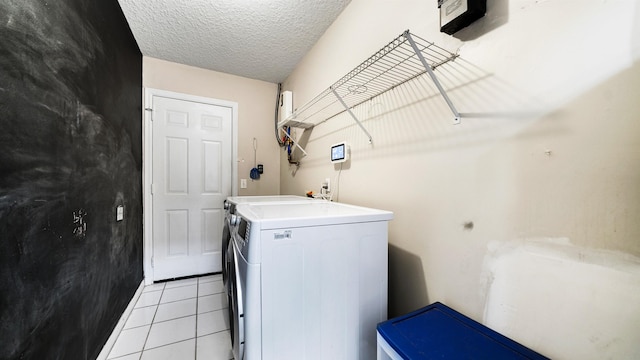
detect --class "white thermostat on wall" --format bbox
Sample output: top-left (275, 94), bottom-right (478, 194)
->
top-left (330, 142), bottom-right (350, 163)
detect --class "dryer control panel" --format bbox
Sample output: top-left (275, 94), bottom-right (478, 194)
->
top-left (237, 218), bottom-right (251, 258)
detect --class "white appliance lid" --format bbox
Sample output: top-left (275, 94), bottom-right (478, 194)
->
top-left (236, 201), bottom-right (393, 229)
top-left (226, 195), bottom-right (315, 205)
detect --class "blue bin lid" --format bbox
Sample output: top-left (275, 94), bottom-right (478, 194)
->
top-left (377, 302), bottom-right (549, 359)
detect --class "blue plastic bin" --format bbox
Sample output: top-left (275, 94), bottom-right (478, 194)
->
top-left (377, 302), bottom-right (549, 359)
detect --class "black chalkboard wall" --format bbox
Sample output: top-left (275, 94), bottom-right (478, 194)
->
top-left (0, 0), bottom-right (143, 359)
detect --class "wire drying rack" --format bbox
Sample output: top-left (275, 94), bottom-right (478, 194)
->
top-left (278, 30), bottom-right (460, 155)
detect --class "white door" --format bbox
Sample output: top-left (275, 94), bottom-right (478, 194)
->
top-left (151, 95), bottom-right (233, 280)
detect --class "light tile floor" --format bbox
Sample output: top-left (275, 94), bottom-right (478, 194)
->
top-left (107, 274), bottom-right (232, 360)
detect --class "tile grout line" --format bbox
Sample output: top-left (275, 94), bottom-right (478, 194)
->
top-left (137, 328), bottom-right (231, 355)
top-left (157, 294), bottom-right (199, 306)
top-left (108, 282), bottom-right (163, 360)
top-left (163, 276), bottom-right (220, 290)
top-left (110, 276), bottom-right (223, 359)
top-left (141, 337), bottom-right (194, 353)
top-left (128, 313), bottom-right (231, 354)
top-left (125, 307), bottom-right (229, 330)
top-left (140, 282), bottom-right (163, 358)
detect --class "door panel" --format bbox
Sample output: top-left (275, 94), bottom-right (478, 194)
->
top-left (152, 95), bottom-right (233, 280)
top-left (202, 209), bottom-right (222, 253)
top-left (166, 210), bottom-right (188, 256)
top-left (203, 141), bottom-right (222, 193)
top-left (167, 137), bottom-right (189, 193)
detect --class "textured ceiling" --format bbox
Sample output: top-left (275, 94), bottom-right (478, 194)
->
top-left (117, 0), bottom-right (351, 83)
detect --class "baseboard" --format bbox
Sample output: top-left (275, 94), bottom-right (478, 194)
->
top-left (96, 279), bottom-right (145, 360)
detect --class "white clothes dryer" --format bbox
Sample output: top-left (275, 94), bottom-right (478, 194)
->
top-left (229, 201), bottom-right (393, 360)
top-left (222, 196), bottom-right (313, 295)
top-left (222, 195), bottom-right (319, 350)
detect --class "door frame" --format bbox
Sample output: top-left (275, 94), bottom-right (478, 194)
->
top-left (143, 88), bottom-right (238, 285)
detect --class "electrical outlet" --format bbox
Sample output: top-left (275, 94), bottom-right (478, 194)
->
top-left (240, 179), bottom-right (247, 189)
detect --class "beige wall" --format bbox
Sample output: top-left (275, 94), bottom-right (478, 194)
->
top-left (143, 57), bottom-right (280, 195)
top-left (281, 0), bottom-right (640, 358)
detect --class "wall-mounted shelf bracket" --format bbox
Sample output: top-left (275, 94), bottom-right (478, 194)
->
top-left (404, 31), bottom-right (461, 124)
top-left (330, 88), bottom-right (373, 143)
top-left (282, 129), bottom-right (308, 158)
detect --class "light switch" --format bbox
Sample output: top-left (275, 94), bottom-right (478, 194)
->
top-left (116, 205), bottom-right (124, 221)
top-left (240, 179), bottom-right (247, 189)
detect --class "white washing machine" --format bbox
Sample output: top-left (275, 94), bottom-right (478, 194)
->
top-left (229, 201), bottom-right (393, 360)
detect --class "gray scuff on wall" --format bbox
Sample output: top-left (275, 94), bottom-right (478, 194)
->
top-left (481, 238), bottom-right (640, 359)
top-left (0, 0), bottom-right (143, 359)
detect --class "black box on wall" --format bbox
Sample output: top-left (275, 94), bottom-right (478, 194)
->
top-left (439, 0), bottom-right (486, 35)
